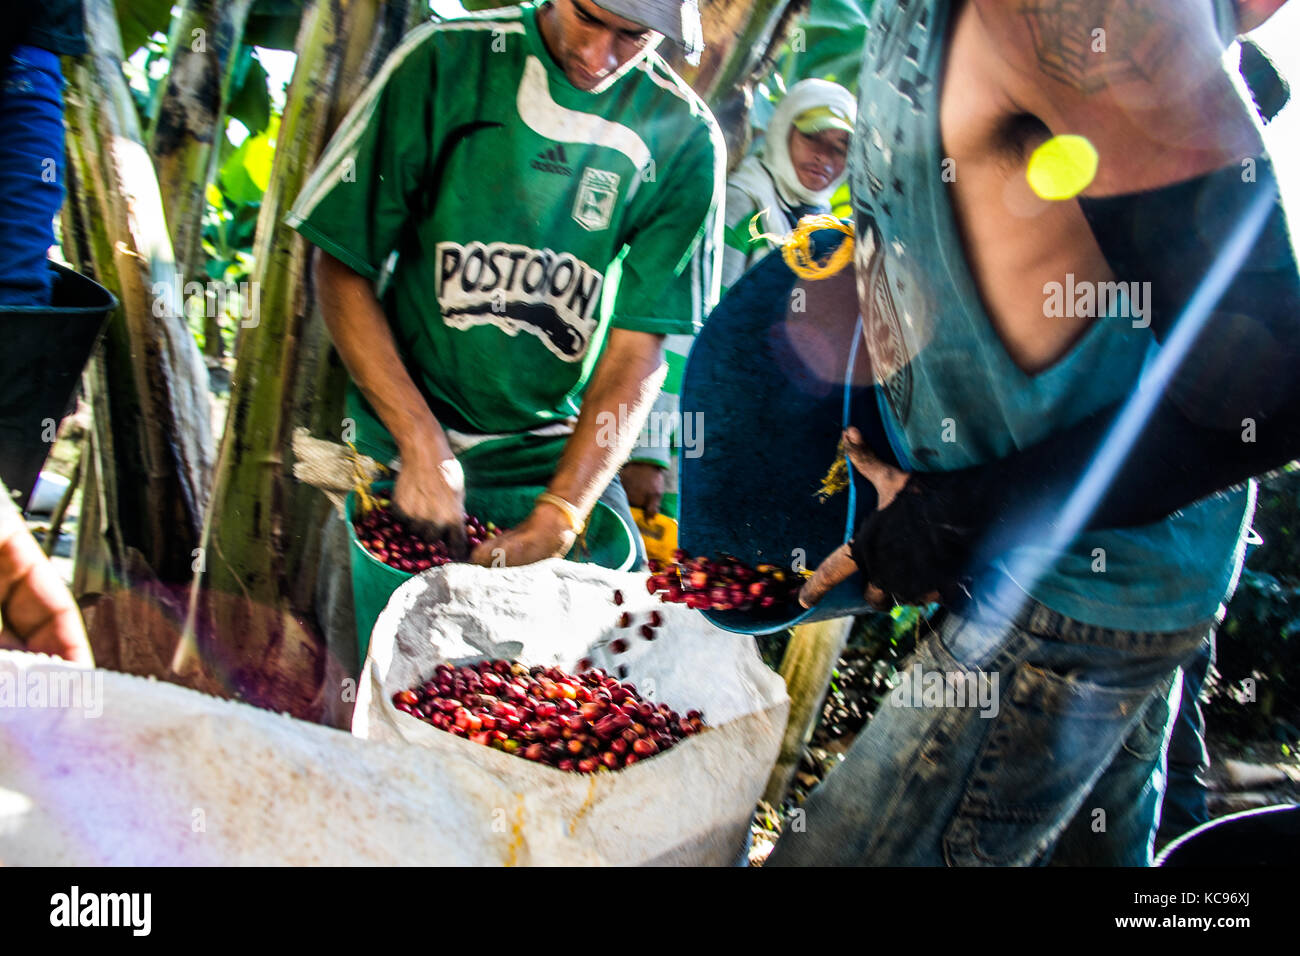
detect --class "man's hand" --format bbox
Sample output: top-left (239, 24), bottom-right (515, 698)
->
top-left (468, 499), bottom-right (576, 568)
top-left (0, 519), bottom-right (92, 665)
top-left (620, 461), bottom-right (666, 518)
top-left (799, 427), bottom-right (949, 611)
top-left (392, 451), bottom-right (468, 559)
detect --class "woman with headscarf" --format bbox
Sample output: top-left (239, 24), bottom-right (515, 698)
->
top-left (721, 78), bottom-right (856, 290)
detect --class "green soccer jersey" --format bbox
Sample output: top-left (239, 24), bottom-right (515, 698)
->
top-left (287, 3), bottom-right (724, 470)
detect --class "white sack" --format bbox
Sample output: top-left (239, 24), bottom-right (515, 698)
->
top-left (355, 559), bottom-right (789, 865)
top-left (0, 564), bottom-right (787, 865)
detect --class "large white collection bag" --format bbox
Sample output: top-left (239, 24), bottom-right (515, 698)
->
top-left (0, 562), bottom-right (787, 865)
top-left (355, 559), bottom-right (789, 865)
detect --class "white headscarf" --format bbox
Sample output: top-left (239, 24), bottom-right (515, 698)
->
top-left (760, 78), bottom-right (856, 208)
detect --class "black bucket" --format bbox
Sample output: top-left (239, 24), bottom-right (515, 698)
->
top-left (679, 228), bottom-right (883, 635)
top-left (1156, 804), bottom-right (1300, 866)
top-left (0, 261), bottom-right (118, 510)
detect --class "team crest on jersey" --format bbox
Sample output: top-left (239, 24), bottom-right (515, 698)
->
top-left (436, 240), bottom-right (603, 362)
top-left (572, 167), bottom-right (620, 232)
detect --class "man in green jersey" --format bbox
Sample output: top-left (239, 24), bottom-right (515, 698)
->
top-left (288, 0), bottom-right (723, 572)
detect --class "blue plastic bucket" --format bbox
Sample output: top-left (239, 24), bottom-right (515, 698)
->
top-left (679, 228), bottom-right (884, 634)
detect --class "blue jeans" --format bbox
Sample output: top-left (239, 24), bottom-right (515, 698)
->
top-left (766, 599), bottom-right (1210, 866)
top-left (1154, 638), bottom-right (1214, 844)
top-left (0, 45), bottom-right (65, 307)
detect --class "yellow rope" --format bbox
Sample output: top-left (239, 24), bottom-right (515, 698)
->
top-left (779, 215), bottom-right (855, 280)
top-left (816, 438), bottom-right (850, 502)
top-left (348, 441), bottom-right (380, 513)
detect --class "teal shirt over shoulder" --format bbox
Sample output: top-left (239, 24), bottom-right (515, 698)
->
top-left (849, 0), bottom-right (1253, 631)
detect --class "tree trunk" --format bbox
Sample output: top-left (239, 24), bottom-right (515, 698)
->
top-left (62, 0), bottom-right (215, 623)
top-left (148, 0), bottom-right (258, 286)
top-left (178, 0), bottom-right (423, 718)
top-left (664, 0), bottom-right (806, 166)
top-left (676, 0), bottom-right (801, 103)
top-left (763, 617), bottom-right (853, 804)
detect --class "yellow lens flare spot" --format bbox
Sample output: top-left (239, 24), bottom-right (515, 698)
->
top-left (1026, 134), bottom-right (1099, 201)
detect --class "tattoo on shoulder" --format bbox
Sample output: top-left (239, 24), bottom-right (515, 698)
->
top-left (1019, 0), bottom-right (1182, 95)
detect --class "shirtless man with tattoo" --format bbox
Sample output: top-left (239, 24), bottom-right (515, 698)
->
top-left (770, 0), bottom-right (1298, 865)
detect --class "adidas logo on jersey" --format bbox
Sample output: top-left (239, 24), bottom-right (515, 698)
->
top-left (531, 144), bottom-right (572, 176)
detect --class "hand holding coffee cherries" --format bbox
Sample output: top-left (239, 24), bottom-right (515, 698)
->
top-left (391, 450), bottom-right (469, 559)
top-left (468, 501), bottom-right (577, 568)
top-left (355, 501), bottom-right (507, 573)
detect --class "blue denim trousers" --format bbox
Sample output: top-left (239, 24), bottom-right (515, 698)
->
top-left (766, 598), bottom-right (1211, 866)
top-left (1153, 638), bottom-right (1214, 844)
top-left (0, 45), bottom-right (66, 307)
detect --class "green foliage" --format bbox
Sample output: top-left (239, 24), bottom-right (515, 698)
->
top-left (219, 115), bottom-right (279, 205)
top-left (853, 602), bottom-right (928, 662)
top-left (112, 0), bottom-right (280, 355)
top-left (1210, 472), bottom-right (1300, 736)
top-left (196, 102), bottom-right (278, 351)
top-left (199, 112), bottom-right (278, 352)
top-left (197, 178), bottom-right (260, 353)
top-left (245, 0), bottom-right (309, 50)
top-left (114, 0), bottom-right (175, 57)
top-left (782, 0), bottom-right (873, 94)
top-left (228, 46), bottom-right (273, 137)
top-left (125, 34), bottom-right (170, 130)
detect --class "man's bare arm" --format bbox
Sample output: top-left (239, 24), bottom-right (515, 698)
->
top-left (978, 0), bottom-right (1262, 193)
top-left (550, 329), bottom-right (667, 514)
top-left (313, 249), bottom-right (466, 550)
top-left (469, 328), bottom-right (666, 566)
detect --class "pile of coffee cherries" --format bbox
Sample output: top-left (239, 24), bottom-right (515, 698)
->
top-left (644, 550), bottom-right (805, 612)
top-left (353, 498), bottom-right (505, 574)
top-left (392, 660), bottom-right (705, 773)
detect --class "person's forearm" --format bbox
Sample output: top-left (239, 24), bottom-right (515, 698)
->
top-left (313, 250), bottom-right (452, 466)
top-left (547, 329), bottom-right (666, 517)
